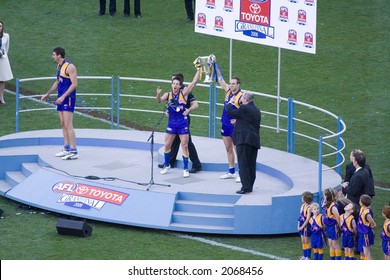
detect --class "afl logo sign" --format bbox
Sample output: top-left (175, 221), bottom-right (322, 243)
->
top-left (52, 181), bottom-right (129, 211)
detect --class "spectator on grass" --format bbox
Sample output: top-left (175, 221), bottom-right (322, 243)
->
top-left (0, 20), bottom-right (14, 105)
top-left (342, 149), bottom-right (375, 198)
top-left (184, 0), bottom-right (195, 22)
top-left (99, 1), bottom-right (140, 18)
top-left (341, 150), bottom-right (371, 205)
top-left (99, 0), bottom-right (116, 16)
top-left (124, 0), bottom-right (141, 18)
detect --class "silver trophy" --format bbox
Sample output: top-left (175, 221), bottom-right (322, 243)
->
top-left (193, 54), bottom-right (216, 83)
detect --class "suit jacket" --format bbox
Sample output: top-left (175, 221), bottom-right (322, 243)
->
top-left (226, 102), bottom-right (261, 149)
top-left (342, 167), bottom-right (371, 204)
top-left (344, 163), bottom-right (375, 197)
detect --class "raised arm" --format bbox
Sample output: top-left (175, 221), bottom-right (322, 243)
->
top-left (183, 68), bottom-right (201, 96)
top-left (215, 65), bottom-right (228, 91)
top-left (156, 86), bottom-right (168, 103)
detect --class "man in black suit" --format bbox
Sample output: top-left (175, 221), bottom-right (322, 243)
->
top-left (341, 150), bottom-right (371, 205)
top-left (226, 91), bottom-right (261, 194)
top-left (343, 149), bottom-right (375, 198)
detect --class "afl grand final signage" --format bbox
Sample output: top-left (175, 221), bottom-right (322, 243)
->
top-left (195, 0), bottom-right (317, 54)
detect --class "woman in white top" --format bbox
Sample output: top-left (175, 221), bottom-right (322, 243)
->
top-left (0, 21), bottom-right (14, 104)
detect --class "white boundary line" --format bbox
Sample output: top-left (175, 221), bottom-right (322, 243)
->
top-left (173, 233), bottom-right (289, 260)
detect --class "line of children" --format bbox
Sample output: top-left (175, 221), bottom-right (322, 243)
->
top-left (299, 190), bottom-right (389, 260)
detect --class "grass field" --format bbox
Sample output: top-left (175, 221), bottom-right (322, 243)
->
top-left (0, 0), bottom-right (389, 261)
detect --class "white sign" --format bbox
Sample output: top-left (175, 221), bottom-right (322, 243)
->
top-left (195, 0), bottom-right (317, 54)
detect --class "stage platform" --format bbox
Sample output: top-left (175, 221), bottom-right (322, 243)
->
top-left (0, 129), bottom-right (341, 235)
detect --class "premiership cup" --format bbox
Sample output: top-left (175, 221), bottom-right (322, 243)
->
top-left (193, 54), bottom-right (216, 83)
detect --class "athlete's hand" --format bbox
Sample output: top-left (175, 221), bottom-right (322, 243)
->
top-left (55, 96), bottom-right (64, 105)
top-left (156, 86), bottom-right (162, 96)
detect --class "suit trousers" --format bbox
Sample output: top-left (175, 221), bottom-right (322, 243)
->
top-left (237, 144), bottom-right (258, 192)
top-left (124, 0), bottom-right (141, 16)
top-left (100, 0), bottom-right (116, 14)
top-left (169, 133), bottom-right (202, 169)
top-left (184, 0), bottom-right (195, 20)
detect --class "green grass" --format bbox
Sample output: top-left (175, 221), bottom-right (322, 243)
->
top-left (0, 0), bottom-right (389, 260)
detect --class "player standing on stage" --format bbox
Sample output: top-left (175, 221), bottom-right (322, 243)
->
top-left (215, 65), bottom-right (244, 181)
top-left (156, 68), bottom-right (201, 178)
top-left (41, 47), bottom-right (78, 160)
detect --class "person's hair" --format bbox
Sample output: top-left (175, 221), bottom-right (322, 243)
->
top-left (382, 205), bottom-right (390, 219)
top-left (172, 74), bottom-right (183, 86)
top-left (323, 188), bottom-right (337, 208)
top-left (350, 203), bottom-right (359, 216)
top-left (360, 194), bottom-right (372, 207)
top-left (232, 76), bottom-right (240, 85)
top-left (172, 73), bottom-right (184, 81)
top-left (352, 149), bottom-right (366, 167)
top-left (243, 91), bottom-right (254, 103)
top-left (53, 47), bottom-right (66, 58)
top-left (0, 21), bottom-right (4, 38)
top-left (302, 191), bottom-right (314, 204)
top-left (311, 202), bottom-right (320, 211)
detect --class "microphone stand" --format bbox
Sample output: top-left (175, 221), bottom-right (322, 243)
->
top-left (141, 107), bottom-right (171, 191)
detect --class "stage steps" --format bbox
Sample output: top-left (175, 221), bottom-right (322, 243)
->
top-left (169, 192), bottom-right (240, 233)
top-left (0, 156), bottom-right (42, 195)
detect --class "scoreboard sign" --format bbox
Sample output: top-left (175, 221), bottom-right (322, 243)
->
top-left (195, 0), bottom-right (317, 54)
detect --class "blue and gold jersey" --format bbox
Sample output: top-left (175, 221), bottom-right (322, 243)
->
top-left (57, 59), bottom-right (76, 98)
top-left (167, 90), bottom-right (188, 126)
top-left (310, 214), bottom-right (324, 234)
top-left (221, 89), bottom-right (243, 125)
top-left (340, 213), bottom-right (355, 236)
top-left (324, 202), bottom-right (339, 226)
top-left (357, 206), bottom-right (374, 234)
top-left (298, 203), bottom-right (311, 223)
top-left (381, 220), bottom-right (390, 241)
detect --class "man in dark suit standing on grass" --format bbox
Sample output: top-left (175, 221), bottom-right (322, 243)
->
top-left (341, 150), bottom-right (371, 205)
top-left (226, 91), bottom-right (261, 194)
top-left (343, 149), bottom-right (375, 198)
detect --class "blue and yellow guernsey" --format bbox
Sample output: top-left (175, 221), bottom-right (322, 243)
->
top-left (381, 219), bottom-right (390, 241)
top-left (340, 213), bottom-right (355, 236)
top-left (57, 59), bottom-right (76, 98)
top-left (221, 89), bottom-right (243, 125)
top-left (167, 90), bottom-right (188, 127)
top-left (357, 207), bottom-right (374, 234)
